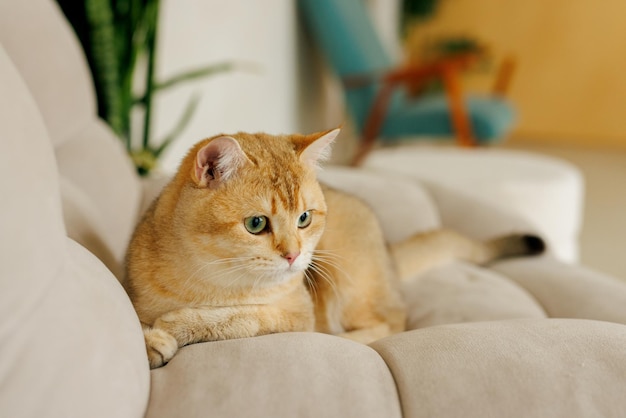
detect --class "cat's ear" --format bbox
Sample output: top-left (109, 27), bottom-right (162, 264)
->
top-left (296, 128), bottom-right (340, 167)
top-left (193, 136), bottom-right (249, 188)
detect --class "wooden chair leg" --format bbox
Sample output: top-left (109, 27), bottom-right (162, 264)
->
top-left (492, 55), bottom-right (517, 96)
top-left (351, 84), bottom-right (395, 166)
top-left (442, 67), bottom-right (476, 147)
top-left (351, 132), bottom-right (377, 167)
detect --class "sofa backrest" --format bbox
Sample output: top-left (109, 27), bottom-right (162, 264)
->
top-left (0, 1), bottom-right (149, 417)
top-left (0, 0), bottom-right (142, 278)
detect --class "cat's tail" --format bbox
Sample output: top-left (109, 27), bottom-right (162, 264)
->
top-left (389, 229), bottom-right (545, 282)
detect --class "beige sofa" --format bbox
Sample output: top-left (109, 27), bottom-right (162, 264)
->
top-left (3, 1), bottom-right (626, 417)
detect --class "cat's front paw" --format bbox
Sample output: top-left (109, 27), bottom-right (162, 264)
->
top-left (144, 327), bottom-right (178, 369)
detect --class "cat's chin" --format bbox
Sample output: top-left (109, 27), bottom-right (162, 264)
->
top-left (250, 263), bottom-right (308, 289)
top-left (242, 270), bottom-right (304, 290)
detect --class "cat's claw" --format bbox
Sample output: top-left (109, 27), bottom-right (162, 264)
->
top-left (144, 327), bottom-right (178, 369)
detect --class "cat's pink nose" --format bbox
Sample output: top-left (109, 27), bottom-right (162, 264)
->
top-left (283, 251), bottom-right (300, 266)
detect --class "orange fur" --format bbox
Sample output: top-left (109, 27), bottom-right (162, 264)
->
top-left (125, 129), bottom-right (544, 368)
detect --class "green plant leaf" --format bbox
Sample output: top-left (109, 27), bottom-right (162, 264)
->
top-left (112, 0), bottom-right (148, 148)
top-left (85, 0), bottom-right (125, 138)
top-left (140, 0), bottom-right (160, 150)
top-left (130, 148), bottom-right (158, 176)
top-left (155, 62), bottom-right (236, 90)
top-left (154, 93), bottom-right (202, 157)
top-left (133, 61), bottom-right (261, 105)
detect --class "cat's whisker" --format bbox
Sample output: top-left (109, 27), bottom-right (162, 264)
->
top-left (308, 267), bottom-right (339, 303)
top-left (303, 269), bottom-right (319, 302)
top-left (311, 252), bottom-right (355, 285)
top-left (311, 250), bottom-right (348, 267)
top-left (249, 265), bottom-right (292, 291)
top-left (307, 261), bottom-right (340, 301)
top-left (206, 263), bottom-right (259, 292)
top-left (251, 272), bottom-right (266, 292)
top-left (212, 264), bottom-right (257, 288)
top-left (184, 260), bottom-right (213, 284)
top-left (313, 248), bottom-right (346, 257)
top-left (207, 257), bottom-right (259, 266)
top-left (247, 265), bottom-right (270, 292)
top-left (183, 256), bottom-right (257, 285)
top-left (222, 268), bottom-right (254, 290)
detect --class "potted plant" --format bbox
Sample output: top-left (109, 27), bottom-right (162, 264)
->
top-left (56, 0), bottom-right (241, 176)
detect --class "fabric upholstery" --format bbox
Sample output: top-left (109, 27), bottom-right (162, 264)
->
top-left (0, 45), bottom-right (149, 418)
top-left (423, 181), bottom-right (538, 240)
top-left (60, 177), bottom-right (123, 278)
top-left (320, 167), bottom-right (548, 330)
top-left (147, 333), bottom-right (402, 418)
top-left (493, 257), bottom-right (626, 324)
top-left (0, 0), bottom-right (142, 277)
top-left (0, 0), bottom-right (95, 146)
top-left (401, 262), bottom-right (546, 329)
top-left (4, 1), bottom-right (626, 417)
top-left (370, 319), bottom-right (626, 418)
top-left (298, 0), bottom-right (515, 143)
top-left (319, 166), bottom-right (440, 243)
top-left (364, 146), bottom-right (584, 262)
top-left (56, 119), bottom-right (141, 275)
top-left (0, 45), bottom-right (66, 320)
top-left (382, 94), bottom-right (515, 142)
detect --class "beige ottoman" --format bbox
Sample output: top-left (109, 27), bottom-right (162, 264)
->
top-left (363, 146), bottom-right (584, 263)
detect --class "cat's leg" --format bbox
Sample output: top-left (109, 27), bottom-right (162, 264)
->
top-left (143, 324), bottom-right (178, 369)
top-left (144, 304), bottom-right (312, 369)
top-left (151, 302), bottom-right (314, 352)
top-left (145, 305), bottom-right (279, 369)
top-left (336, 301), bottom-right (407, 344)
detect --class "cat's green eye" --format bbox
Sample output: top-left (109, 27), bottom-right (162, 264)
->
top-left (298, 211), bottom-right (312, 228)
top-left (244, 216), bottom-right (268, 234)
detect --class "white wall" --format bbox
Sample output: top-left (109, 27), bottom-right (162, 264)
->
top-left (154, 0), bottom-right (401, 172)
top-left (155, 0), bottom-right (300, 172)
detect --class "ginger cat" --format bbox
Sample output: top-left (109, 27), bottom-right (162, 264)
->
top-left (124, 129), bottom-right (544, 368)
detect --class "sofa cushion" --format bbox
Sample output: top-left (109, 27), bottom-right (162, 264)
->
top-left (370, 319), bottom-right (626, 418)
top-left (56, 119), bottom-right (141, 275)
top-left (147, 332), bottom-right (402, 418)
top-left (401, 262), bottom-right (546, 329)
top-left (0, 0), bottom-right (96, 147)
top-left (493, 257), bottom-right (626, 324)
top-left (364, 146), bottom-right (584, 262)
top-left (422, 181), bottom-right (538, 241)
top-left (0, 45), bottom-right (148, 418)
top-left (319, 166), bottom-right (547, 329)
top-left (319, 166), bottom-right (440, 243)
top-left (60, 177), bottom-right (124, 278)
top-left (0, 46), bottom-right (66, 315)
top-left (1, 241), bottom-right (150, 418)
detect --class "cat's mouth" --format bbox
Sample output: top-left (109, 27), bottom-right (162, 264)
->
top-left (254, 257), bottom-right (310, 285)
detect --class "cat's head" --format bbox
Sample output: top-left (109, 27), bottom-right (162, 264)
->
top-left (170, 129), bottom-right (340, 289)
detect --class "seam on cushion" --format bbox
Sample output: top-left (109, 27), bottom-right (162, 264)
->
top-left (474, 262), bottom-right (548, 318)
top-left (489, 261), bottom-right (549, 317)
top-left (365, 342), bottom-right (406, 418)
top-left (0, 242), bottom-right (69, 339)
top-left (54, 118), bottom-right (142, 263)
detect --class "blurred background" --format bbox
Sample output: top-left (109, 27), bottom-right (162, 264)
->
top-left (57, 0), bottom-right (626, 278)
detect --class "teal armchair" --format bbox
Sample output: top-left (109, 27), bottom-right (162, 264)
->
top-left (298, 0), bottom-right (516, 165)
